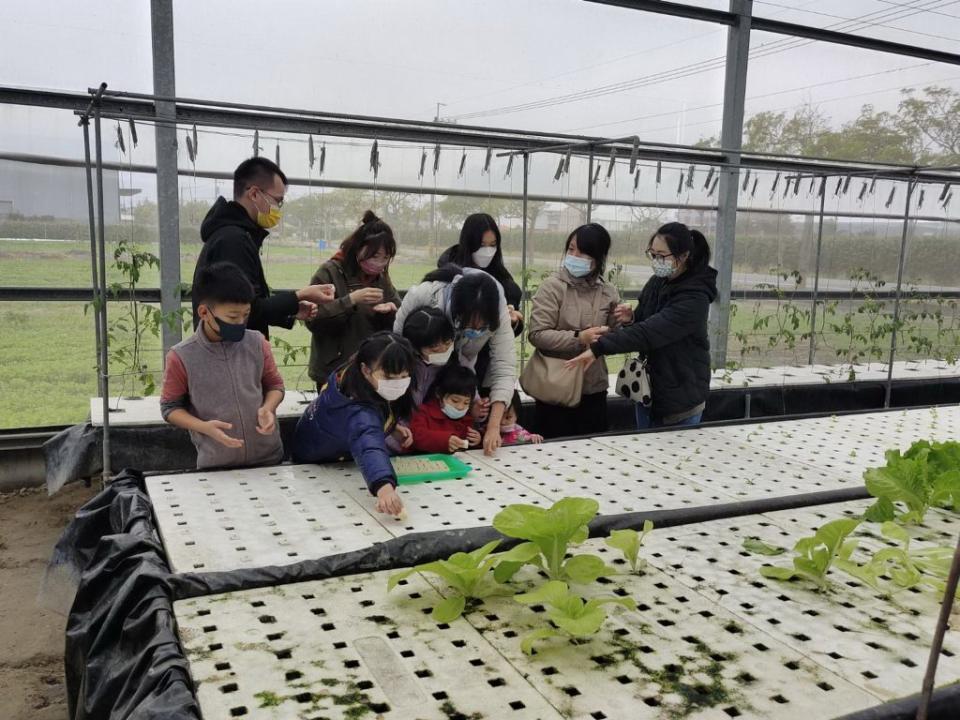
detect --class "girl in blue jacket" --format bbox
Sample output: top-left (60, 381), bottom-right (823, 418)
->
top-left (292, 331), bottom-right (417, 515)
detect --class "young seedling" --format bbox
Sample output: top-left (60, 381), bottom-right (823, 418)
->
top-left (492, 497), bottom-right (613, 585)
top-left (387, 540), bottom-right (507, 622)
top-left (513, 580), bottom-right (636, 655)
top-left (605, 520), bottom-right (654, 573)
top-left (741, 537), bottom-right (786, 556)
top-left (759, 518), bottom-right (861, 592)
top-left (863, 440), bottom-right (960, 525)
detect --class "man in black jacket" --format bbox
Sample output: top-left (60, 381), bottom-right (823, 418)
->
top-left (192, 157), bottom-right (334, 337)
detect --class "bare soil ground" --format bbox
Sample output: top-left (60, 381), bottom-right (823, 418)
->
top-left (0, 482), bottom-right (96, 720)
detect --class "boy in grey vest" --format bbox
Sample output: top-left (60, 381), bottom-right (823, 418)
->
top-left (161, 261), bottom-right (285, 468)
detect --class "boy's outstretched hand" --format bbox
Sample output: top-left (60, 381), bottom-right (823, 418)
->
top-left (256, 406), bottom-right (276, 435)
top-left (376, 484), bottom-right (404, 515)
top-left (466, 428), bottom-right (482, 447)
top-left (203, 419), bottom-right (244, 448)
top-left (393, 424), bottom-right (414, 450)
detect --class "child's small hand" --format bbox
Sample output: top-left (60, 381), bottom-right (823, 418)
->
top-left (466, 428), bottom-right (482, 447)
top-left (393, 424), bottom-right (414, 450)
top-left (447, 435), bottom-right (469, 453)
top-left (375, 484), bottom-right (404, 515)
top-left (529, 433), bottom-right (544, 444)
top-left (203, 419), bottom-right (244, 448)
top-left (256, 406), bottom-right (276, 435)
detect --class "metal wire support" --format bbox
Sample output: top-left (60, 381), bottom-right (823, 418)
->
top-left (519, 152), bottom-right (530, 374)
top-left (915, 531), bottom-right (960, 720)
top-left (79, 116), bottom-right (104, 398)
top-left (808, 181), bottom-right (826, 364)
top-left (884, 178), bottom-right (916, 409)
top-left (586, 148), bottom-right (594, 223)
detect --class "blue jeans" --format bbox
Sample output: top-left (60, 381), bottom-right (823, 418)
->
top-left (635, 404), bottom-right (703, 430)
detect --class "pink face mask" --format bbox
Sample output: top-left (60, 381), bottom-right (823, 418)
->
top-left (360, 257), bottom-right (388, 275)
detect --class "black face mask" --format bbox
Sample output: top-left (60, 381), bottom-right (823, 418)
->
top-left (205, 310), bottom-right (247, 342)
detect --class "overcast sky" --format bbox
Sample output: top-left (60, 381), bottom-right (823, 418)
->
top-left (1, 0), bottom-right (959, 210)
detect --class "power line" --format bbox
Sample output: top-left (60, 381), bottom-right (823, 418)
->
top-left (446, 0), bottom-right (952, 121)
top-left (566, 60), bottom-right (936, 132)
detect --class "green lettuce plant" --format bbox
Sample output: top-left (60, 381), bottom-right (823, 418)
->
top-left (387, 540), bottom-right (508, 622)
top-left (835, 521), bottom-right (956, 595)
top-left (759, 518), bottom-right (861, 591)
top-left (863, 440), bottom-right (960, 524)
top-left (605, 520), bottom-right (654, 573)
top-left (491, 497), bottom-right (613, 585)
top-left (513, 580), bottom-right (636, 655)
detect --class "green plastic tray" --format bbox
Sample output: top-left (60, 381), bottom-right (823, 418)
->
top-left (392, 453), bottom-right (473, 485)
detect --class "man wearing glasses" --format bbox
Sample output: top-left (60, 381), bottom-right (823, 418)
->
top-left (192, 156), bottom-right (334, 337)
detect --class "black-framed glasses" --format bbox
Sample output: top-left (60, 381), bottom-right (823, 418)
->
top-left (252, 186), bottom-right (285, 208)
top-left (645, 250), bottom-right (674, 261)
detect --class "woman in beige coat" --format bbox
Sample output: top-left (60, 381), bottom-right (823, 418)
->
top-left (527, 223), bottom-right (627, 438)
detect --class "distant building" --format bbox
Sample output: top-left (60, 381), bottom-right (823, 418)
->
top-left (0, 159), bottom-right (120, 223)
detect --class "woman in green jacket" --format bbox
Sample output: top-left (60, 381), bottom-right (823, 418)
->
top-left (306, 211), bottom-right (402, 390)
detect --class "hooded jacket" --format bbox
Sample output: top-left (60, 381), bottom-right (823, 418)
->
top-left (592, 265), bottom-right (718, 417)
top-left (290, 371), bottom-right (397, 496)
top-left (392, 268), bottom-right (516, 406)
top-left (527, 268), bottom-right (620, 396)
top-left (193, 197), bottom-right (299, 338)
top-left (305, 256), bottom-right (401, 382)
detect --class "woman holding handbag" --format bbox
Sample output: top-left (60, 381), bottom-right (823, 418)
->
top-left (524, 223), bottom-right (621, 438)
top-left (566, 222), bottom-right (717, 429)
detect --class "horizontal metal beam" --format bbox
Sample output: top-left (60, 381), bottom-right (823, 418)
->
top-left (5, 286), bottom-right (960, 303)
top-left (2, 151), bottom-right (959, 223)
top-left (586, 0), bottom-right (960, 66)
top-left (4, 85), bottom-right (960, 183)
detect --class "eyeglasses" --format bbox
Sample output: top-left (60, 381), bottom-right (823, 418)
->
top-left (645, 250), bottom-right (674, 261)
top-left (252, 186), bottom-right (285, 208)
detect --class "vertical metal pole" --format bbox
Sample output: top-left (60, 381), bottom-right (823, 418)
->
top-left (807, 182), bottom-right (826, 365)
top-left (81, 119), bottom-right (104, 397)
top-left (884, 179), bottom-right (915, 408)
top-left (520, 152), bottom-right (530, 373)
top-left (151, 0), bottom-right (182, 357)
top-left (94, 101), bottom-right (112, 484)
top-left (708, 0), bottom-right (752, 369)
top-left (586, 148), bottom-right (594, 223)
top-left (916, 530), bottom-right (960, 720)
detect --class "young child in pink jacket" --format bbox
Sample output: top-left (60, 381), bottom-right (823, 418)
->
top-left (500, 391), bottom-right (543, 446)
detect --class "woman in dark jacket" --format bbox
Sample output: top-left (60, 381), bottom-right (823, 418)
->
top-left (567, 222), bottom-right (717, 429)
top-left (438, 213), bottom-right (524, 333)
top-left (305, 211), bottom-right (401, 390)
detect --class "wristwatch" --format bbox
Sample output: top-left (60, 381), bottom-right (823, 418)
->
top-left (573, 330), bottom-right (580, 338)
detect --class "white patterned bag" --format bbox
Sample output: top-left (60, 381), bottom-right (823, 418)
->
top-left (616, 357), bottom-right (652, 407)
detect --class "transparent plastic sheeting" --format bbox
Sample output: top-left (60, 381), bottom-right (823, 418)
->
top-left (147, 406), bottom-right (960, 575)
top-left (175, 502), bottom-right (960, 719)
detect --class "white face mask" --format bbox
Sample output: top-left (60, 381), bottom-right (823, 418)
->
top-left (651, 257), bottom-right (675, 278)
top-left (374, 376), bottom-right (410, 401)
top-left (472, 246), bottom-right (497, 268)
top-left (425, 346), bottom-right (454, 366)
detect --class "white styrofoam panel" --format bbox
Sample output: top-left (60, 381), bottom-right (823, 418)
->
top-left (147, 465), bottom-right (393, 574)
top-left (317, 450), bottom-right (555, 535)
top-left (176, 551), bottom-right (879, 720)
top-left (148, 458), bottom-right (556, 574)
top-left (90, 389), bottom-right (317, 427)
top-left (175, 570), bottom-right (563, 720)
top-left (593, 430), bottom-right (858, 499)
top-left (469, 438), bottom-right (738, 513)
top-left (637, 514), bottom-right (960, 701)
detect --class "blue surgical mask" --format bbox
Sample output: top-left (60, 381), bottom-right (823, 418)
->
top-left (442, 402), bottom-right (468, 420)
top-left (462, 327), bottom-right (487, 340)
top-left (563, 254), bottom-right (593, 278)
top-left (211, 313), bottom-right (247, 342)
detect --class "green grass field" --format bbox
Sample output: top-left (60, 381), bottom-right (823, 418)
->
top-left (2, 238), bottom-right (957, 429)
